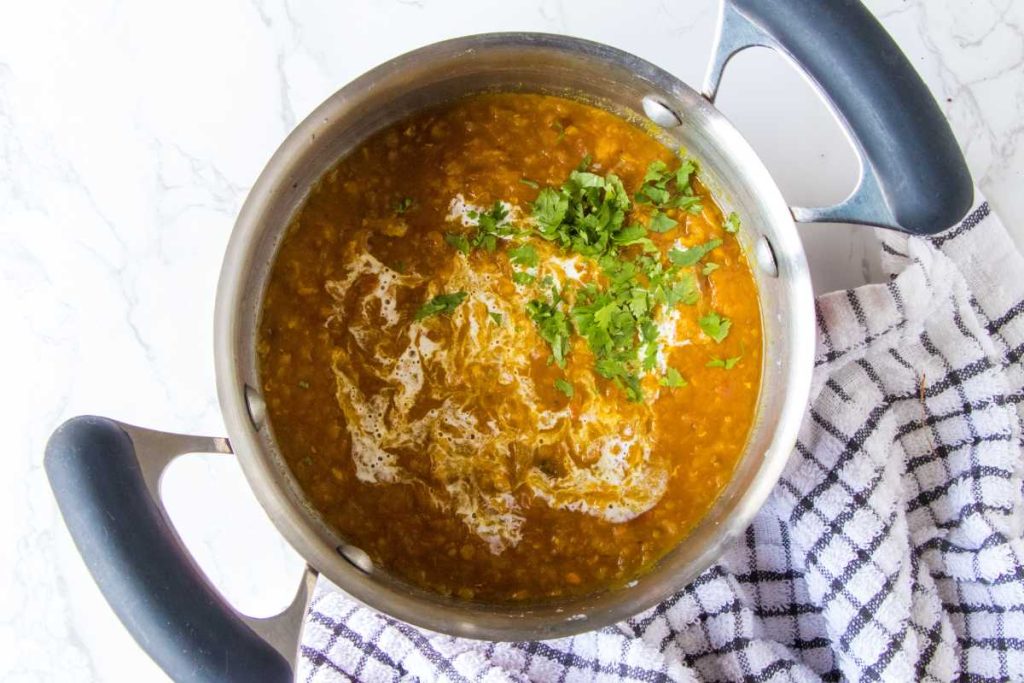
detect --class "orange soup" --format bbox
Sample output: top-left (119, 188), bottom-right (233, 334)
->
top-left (258, 93), bottom-right (761, 602)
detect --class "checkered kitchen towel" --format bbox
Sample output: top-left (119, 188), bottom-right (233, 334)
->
top-left (298, 197), bottom-right (1024, 682)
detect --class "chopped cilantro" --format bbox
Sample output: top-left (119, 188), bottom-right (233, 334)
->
top-left (724, 211), bottom-right (741, 234)
top-left (699, 311), bottom-right (732, 343)
top-left (675, 159), bottom-right (696, 189)
top-left (434, 160), bottom-right (729, 402)
top-left (636, 157), bottom-right (701, 215)
top-left (508, 243), bottom-right (539, 268)
top-left (639, 184), bottom-right (670, 205)
top-left (444, 232), bottom-right (470, 255)
top-left (414, 292), bottom-right (468, 321)
top-left (554, 378), bottom-right (574, 398)
top-left (648, 210), bottom-right (678, 233)
top-left (643, 160), bottom-right (669, 183)
top-left (666, 271), bottom-right (700, 306)
top-left (673, 194), bottom-right (703, 214)
top-left (612, 224), bottom-right (647, 244)
top-left (452, 201), bottom-right (515, 254)
top-left (702, 262), bottom-right (720, 276)
top-left (707, 355), bottom-right (741, 369)
top-left (552, 121), bottom-right (566, 142)
top-left (531, 170), bottom-right (632, 258)
top-left (526, 298), bottom-right (571, 367)
top-left (298, 379), bottom-right (310, 389)
top-left (659, 367), bottom-right (687, 388)
top-left (394, 196), bottom-right (414, 215)
top-left (512, 271), bottom-right (536, 286)
top-left (668, 239), bottom-right (722, 267)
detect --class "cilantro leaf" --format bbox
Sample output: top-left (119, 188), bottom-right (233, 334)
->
top-left (444, 233), bottom-right (470, 255)
top-left (489, 310), bottom-right (503, 325)
top-left (702, 262), bottom-right (720, 276)
top-left (699, 311), bottom-right (732, 343)
top-left (415, 292), bottom-right (468, 321)
top-left (526, 299), bottom-right (571, 367)
top-left (643, 160), bottom-right (669, 184)
top-left (648, 210), bottom-right (678, 233)
top-left (636, 158), bottom-right (701, 213)
top-left (394, 197), bottom-right (414, 215)
top-left (638, 184), bottom-right (670, 205)
top-left (552, 121), bottom-right (566, 142)
top-left (724, 211), bottom-right (741, 234)
top-left (512, 271), bottom-right (536, 286)
top-left (533, 187), bottom-right (569, 236)
top-left (507, 243), bottom-right (539, 268)
top-left (707, 355), bottom-right (741, 369)
top-left (519, 178), bottom-right (540, 189)
top-left (674, 160), bottom-right (696, 189)
top-left (554, 378), bottom-right (574, 398)
top-left (666, 271), bottom-right (700, 306)
top-left (668, 239), bottom-right (722, 267)
top-left (612, 224), bottom-right (648, 244)
top-left (659, 367), bottom-right (687, 388)
top-left (673, 195), bottom-right (703, 214)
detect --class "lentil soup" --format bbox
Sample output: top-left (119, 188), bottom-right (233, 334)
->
top-left (258, 93), bottom-right (762, 602)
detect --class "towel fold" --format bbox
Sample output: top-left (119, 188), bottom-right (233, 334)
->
top-left (298, 197), bottom-right (1024, 682)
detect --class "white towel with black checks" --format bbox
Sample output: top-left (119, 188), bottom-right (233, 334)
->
top-left (298, 198), bottom-right (1024, 682)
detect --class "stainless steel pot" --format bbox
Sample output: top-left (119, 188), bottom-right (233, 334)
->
top-left (45, 1), bottom-right (972, 681)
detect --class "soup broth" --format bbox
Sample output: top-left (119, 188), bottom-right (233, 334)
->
top-left (258, 93), bottom-right (762, 602)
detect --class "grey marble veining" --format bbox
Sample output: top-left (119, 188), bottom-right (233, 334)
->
top-left (1, 1), bottom-right (1021, 680)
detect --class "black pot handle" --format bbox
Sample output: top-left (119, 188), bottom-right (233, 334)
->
top-left (704, 0), bottom-right (973, 234)
top-left (45, 415), bottom-right (314, 683)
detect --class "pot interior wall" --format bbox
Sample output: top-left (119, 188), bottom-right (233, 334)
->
top-left (219, 34), bottom-right (813, 639)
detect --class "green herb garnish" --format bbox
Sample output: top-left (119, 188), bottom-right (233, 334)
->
top-left (531, 170), bottom-right (632, 258)
top-left (414, 292), bottom-right (468, 321)
top-left (489, 310), bottom-right (503, 325)
top-left (659, 367), bottom-right (687, 388)
top-left (554, 378), bottom-right (574, 398)
top-left (519, 178), bottom-right (540, 189)
top-left (724, 211), bottom-right (741, 234)
top-left (707, 355), bottom-right (741, 369)
top-left (668, 239), bottom-right (722, 267)
top-left (444, 233), bottom-right (470, 255)
top-left (698, 311), bottom-right (732, 343)
top-left (508, 243), bottom-right (539, 268)
top-left (512, 271), bottom-right (536, 286)
top-left (702, 262), bottom-right (720, 276)
top-left (648, 210), bottom-right (678, 233)
top-left (394, 196), bottom-right (414, 215)
top-left (463, 201), bottom-right (513, 252)
top-left (526, 298), bottom-right (571, 367)
top-left (636, 158), bottom-right (702, 215)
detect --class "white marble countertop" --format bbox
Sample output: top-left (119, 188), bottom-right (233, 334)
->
top-left (2, 0), bottom-right (1021, 680)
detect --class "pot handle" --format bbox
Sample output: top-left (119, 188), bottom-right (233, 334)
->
top-left (703, 0), bottom-right (973, 234)
top-left (45, 415), bottom-right (316, 683)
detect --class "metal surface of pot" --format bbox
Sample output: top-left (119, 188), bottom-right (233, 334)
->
top-left (44, 1), bottom-right (973, 681)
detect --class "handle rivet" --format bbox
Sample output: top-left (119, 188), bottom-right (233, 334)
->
top-left (244, 385), bottom-right (267, 430)
top-left (642, 96), bottom-right (682, 128)
top-left (337, 544), bottom-right (374, 574)
top-left (756, 235), bottom-right (779, 278)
